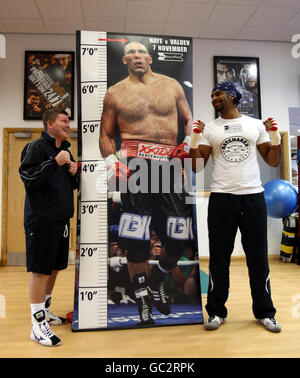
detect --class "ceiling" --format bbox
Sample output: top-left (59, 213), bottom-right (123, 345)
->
top-left (0, 0), bottom-right (300, 42)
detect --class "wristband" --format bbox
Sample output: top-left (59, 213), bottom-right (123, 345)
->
top-left (191, 131), bottom-right (201, 149)
top-left (268, 130), bottom-right (281, 146)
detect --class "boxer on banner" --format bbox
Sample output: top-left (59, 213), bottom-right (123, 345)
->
top-left (99, 41), bottom-right (194, 325)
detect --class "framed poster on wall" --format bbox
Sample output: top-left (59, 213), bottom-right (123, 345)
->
top-left (23, 51), bottom-right (74, 120)
top-left (214, 56), bottom-right (261, 119)
top-left (72, 30), bottom-right (204, 331)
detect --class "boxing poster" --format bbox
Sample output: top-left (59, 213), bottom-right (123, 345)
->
top-left (72, 31), bottom-right (203, 331)
top-left (214, 56), bottom-right (261, 119)
top-left (23, 51), bottom-right (74, 120)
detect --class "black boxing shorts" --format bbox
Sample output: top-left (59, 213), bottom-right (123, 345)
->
top-left (25, 222), bottom-right (70, 275)
top-left (117, 140), bottom-right (193, 262)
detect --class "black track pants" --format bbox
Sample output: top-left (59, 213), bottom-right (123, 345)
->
top-left (205, 192), bottom-right (276, 319)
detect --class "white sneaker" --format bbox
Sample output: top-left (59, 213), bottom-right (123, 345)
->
top-left (31, 310), bottom-right (62, 346)
top-left (45, 309), bottom-right (67, 325)
top-left (204, 315), bottom-right (226, 330)
top-left (258, 318), bottom-right (282, 333)
top-left (45, 296), bottom-right (67, 325)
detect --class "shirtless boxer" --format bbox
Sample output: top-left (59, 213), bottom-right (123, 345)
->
top-left (100, 41), bottom-right (194, 325)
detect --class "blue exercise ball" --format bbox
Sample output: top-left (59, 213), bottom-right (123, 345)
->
top-left (263, 179), bottom-right (298, 218)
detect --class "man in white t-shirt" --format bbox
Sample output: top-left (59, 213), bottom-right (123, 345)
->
top-left (189, 82), bottom-right (282, 333)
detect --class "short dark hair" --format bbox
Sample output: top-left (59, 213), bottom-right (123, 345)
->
top-left (42, 108), bottom-right (68, 130)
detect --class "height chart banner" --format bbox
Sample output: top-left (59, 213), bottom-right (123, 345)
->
top-left (73, 30), bottom-right (203, 331)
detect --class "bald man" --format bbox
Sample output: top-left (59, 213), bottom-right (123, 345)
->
top-left (100, 42), bottom-right (194, 325)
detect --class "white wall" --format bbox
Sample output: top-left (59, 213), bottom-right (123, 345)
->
top-left (193, 38), bottom-right (300, 131)
top-left (0, 34), bottom-right (77, 260)
top-left (0, 33), bottom-right (299, 259)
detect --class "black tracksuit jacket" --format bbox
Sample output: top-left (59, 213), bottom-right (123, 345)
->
top-left (19, 130), bottom-right (79, 228)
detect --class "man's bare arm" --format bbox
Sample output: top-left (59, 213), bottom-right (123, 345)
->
top-left (176, 82), bottom-right (193, 137)
top-left (189, 145), bottom-right (212, 172)
top-left (99, 90), bottom-right (117, 158)
top-left (257, 142), bottom-right (281, 167)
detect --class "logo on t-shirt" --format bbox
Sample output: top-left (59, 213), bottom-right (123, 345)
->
top-left (224, 124), bottom-right (242, 133)
top-left (221, 136), bottom-right (250, 162)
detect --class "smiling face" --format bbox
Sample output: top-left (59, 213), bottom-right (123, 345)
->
top-left (122, 42), bottom-right (152, 77)
top-left (47, 112), bottom-right (70, 146)
top-left (211, 89), bottom-right (234, 112)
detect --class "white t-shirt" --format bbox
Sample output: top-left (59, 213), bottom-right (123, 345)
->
top-left (199, 114), bottom-right (271, 194)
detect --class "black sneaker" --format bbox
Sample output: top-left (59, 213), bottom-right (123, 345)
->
top-left (148, 282), bottom-right (170, 315)
top-left (30, 310), bottom-right (62, 346)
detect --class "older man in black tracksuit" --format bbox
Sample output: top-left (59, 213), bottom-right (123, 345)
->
top-left (19, 108), bottom-right (79, 346)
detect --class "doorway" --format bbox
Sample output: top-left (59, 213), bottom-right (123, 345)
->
top-left (1, 128), bottom-right (78, 266)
